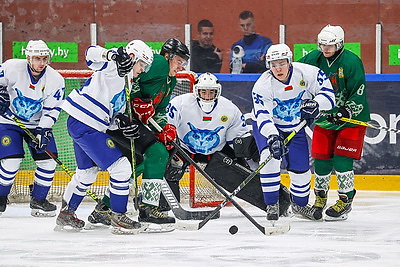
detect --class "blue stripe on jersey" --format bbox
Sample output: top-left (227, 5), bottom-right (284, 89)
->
top-left (86, 60), bottom-right (93, 67)
top-left (65, 97), bottom-right (109, 127)
top-left (43, 114), bottom-right (57, 124)
top-left (98, 62), bottom-right (108, 71)
top-left (275, 121), bottom-right (302, 129)
top-left (259, 119), bottom-right (273, 132)
top-left (318, 92), bottom-right (335, 108)
top-left (255, 109), bottom-right (269, 119)
top-left (77, 90), bottom-right (110, 114)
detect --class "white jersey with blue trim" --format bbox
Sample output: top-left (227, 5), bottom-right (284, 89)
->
top-left (167, 93), bottom-right (248, 155)
top-left (62, 45), bottom-right (130, 132)
top-left (0, 59), bottom-right (65, 129)
top-left (252, 62), bottom-right (335, 138)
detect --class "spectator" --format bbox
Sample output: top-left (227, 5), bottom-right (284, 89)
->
top-left (191, 19), bottom-right (223, 73)
top-left (230, 11), bottom-right (272, 73)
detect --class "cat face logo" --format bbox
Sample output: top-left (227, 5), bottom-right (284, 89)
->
top-left (220, 115), bottom-right (228, 123)
top-left (1, 136), bottom-right (11, 146)
top-left (106, 138), bottom-right (115, 148)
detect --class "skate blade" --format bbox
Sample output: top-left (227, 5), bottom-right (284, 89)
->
top-left (139, 222), bottom-right (175, 233)
top-left (324, 214), bottom-right (348, 221)
top-left (53, 224), bottom-right (83, 233)
top-left (84, 222), bottom-right (110, 230)
top-left (264, 222), bottom-right (290, 235)
top-left (31, 209), bottom-right (56, 217)
top-left (111, 226), bottom-right (140, 235)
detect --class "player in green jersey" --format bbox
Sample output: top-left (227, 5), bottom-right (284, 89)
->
top-left (298, 24), bottom-right (370, 221)
top-left (88, 38), bottom-right (190, 231)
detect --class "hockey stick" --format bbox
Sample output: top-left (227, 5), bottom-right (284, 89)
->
top-left (149, 118), bottom-right (288, 235)
top-left (5, 110), bottom-right (100, 202)
top-left (339, 117), bottom-right (400, 134)
top-left (195, 120), bottom-right (307, 230)
top-left (161, 179), bottom-right (220, 220)
top-left (124, 75), bottom-right (139, 210)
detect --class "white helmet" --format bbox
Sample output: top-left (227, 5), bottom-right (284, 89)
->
top-left (126, 40), bottom-right (154, 72)
top-left (265, 43), bottom-right (293, 68)
top-left (194, 72), bottom-right (221, 113)
top-left (318, 24), bottom-right (344, 51)
top-left (25, 40), bottom-right (50, 58)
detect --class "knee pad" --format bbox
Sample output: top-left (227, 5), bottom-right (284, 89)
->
top-left (34, 159), bottom-right (57, 187)
top-left (64, 166), bottom-right (99, 202)
top-left (107, 157), bottom-right (131, 196)
top-left (0, 158), bottom-right (22, 186)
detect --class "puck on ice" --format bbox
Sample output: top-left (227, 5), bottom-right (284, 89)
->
top-left (229, 225), bottom-right (238, 235)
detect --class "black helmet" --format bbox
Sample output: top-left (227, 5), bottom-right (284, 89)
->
top-left (160, 38), bottom-right (190, 61)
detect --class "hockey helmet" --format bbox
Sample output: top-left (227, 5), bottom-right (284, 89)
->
top-left (160, 38), bottom-right (190, 61)
top-left (25, 40), bottom-right (50, 58)
top-left (318, 24), bottom-right (344, 51)
top-left (194, 72), bottom-right (221, 113)
top-left (126, 40), bottom-right (154, 72)
top-left (265, 43), bottom-right (293, 68)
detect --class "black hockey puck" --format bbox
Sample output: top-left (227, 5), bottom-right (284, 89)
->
top-left (229, 225), bottom-right (238, 235)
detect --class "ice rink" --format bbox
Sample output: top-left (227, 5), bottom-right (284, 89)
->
top-left (1, 190), bottom-right (399, 267)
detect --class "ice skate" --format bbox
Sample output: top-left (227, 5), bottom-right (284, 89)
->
top-left (138, 204), bottom-right (175, 233)
top-left (311, 189), bottom-right (328, 220)
top-left (110, 210), bottom-right (141, 235)
top-left (266, 203), bottom-right (279, 225)
top-left (325, 190), bottom-right (356, 221)
top-left (87, 201), bottom-right (111, 227)
top-left (54, 206), bottom-right (85, 232)
top-left (0, 196), bottom-right (7, 215)
top-left (30, 197), bottom-right (57, 217)
top-left (291, 202), bottom-right (321, 221)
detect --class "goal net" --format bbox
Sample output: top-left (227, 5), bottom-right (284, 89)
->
top-left (8, 70), bottom-right (224, 207)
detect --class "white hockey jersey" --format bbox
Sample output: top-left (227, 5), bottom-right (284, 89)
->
top-left (167, 93), bottom-right (248, 155)
top-left (0, 59), bottom-right (65, 129)
top-left (252, 62), bottom-right (335, 138)
top-left (62, 46), bottom-right (131, 132)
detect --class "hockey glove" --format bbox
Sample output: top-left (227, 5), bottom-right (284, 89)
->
top-left (34, 128), bottom-right (53, 153)
top-left (300, 99), bottom-right (319, 126)
top-left (113, 46), bottom-right (133, 77)
top-left (326, 106), bottom-right (352, 125)
top-left (115, 113), bottom-right (140, 139)
top-left (155, 124), bottom-right (177, 150)
top-left (131, 98), bottom-right (155, 124)
top-left (267, 134), bottom-right (288, 160)
top-left (0, 86), bottom-right (10, 115)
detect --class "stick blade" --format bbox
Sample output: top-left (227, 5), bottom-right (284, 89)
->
top-left (263, 222), bottom-right (290, 236)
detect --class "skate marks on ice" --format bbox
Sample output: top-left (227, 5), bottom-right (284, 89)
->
top-left (0, 191), bottom-right (400, 266)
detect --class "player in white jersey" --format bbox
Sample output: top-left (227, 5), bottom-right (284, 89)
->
top-left (161, 72), bottom-right (292, 216)
top-left (251, 44), bottom-right (335, 222)
top-left (55, 40), bottom-right (154, 234)
top-left (0, 40), bottom-right (65, 217)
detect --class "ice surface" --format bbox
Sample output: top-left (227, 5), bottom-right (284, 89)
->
top-left (0, 190), bottom-right (399, 266)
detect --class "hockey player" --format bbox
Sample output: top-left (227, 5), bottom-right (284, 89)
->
top-left (88, 38), bottom-right (190, 231)
top-left (0, 40), bottom-right (65, 217)
top-left (56, 40), bottom-right (154, 233)
top-left (252, 43), bottom-right (335, 223)
top-left (298, 25), bottom-right (370, 221)
top-left (160, 72), bottom-right (291, 216)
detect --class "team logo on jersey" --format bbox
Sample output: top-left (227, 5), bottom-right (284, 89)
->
top-left (220, 115), bottom-right (228, 122)
top-left (106, 138), bottom-right (115, 148)
top-left (1, 136), bottom-right (11, 146)
top-left (338, 67), bottom-right (344, 78)
top-left (299, 80), bottom-right (305, 87)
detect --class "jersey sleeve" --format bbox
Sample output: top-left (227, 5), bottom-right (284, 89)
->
top-left (85, 45), bottom-right (116, 71)
top-left (225, 103), bottom-right (248, 145)
top-left (344, 57), bottom-right (368, 118)
top-left (252, 76), bottom-right (278, 138)
top-left (305, 66), bottom-right (336, 111)
top-left (38, 72), bottom-right (65, 129)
